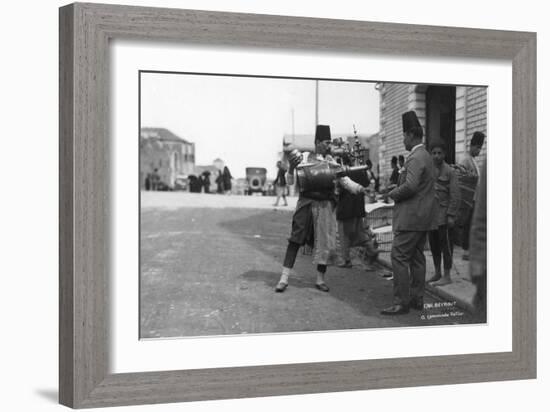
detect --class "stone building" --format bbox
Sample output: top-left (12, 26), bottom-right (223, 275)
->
top-left (376, 84), bottom-right (487, 180)
top-left (140, 127), bottom-right (195, 189)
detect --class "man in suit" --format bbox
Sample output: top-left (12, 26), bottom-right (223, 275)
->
top-left (381, 111), bottom-right (437, 315)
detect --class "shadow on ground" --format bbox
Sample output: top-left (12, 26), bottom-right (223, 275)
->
top-left (140, 205), bottom-right (484, 337)
top-left (240, 269), bottom-right (312, 290)
top-left (35, 389), bottom-right (58, 403)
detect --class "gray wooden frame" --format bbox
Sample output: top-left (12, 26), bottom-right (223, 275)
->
top-left (59, 2), bottom-right (536, 408)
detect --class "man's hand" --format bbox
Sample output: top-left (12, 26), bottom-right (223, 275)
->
top-left (288, 150), bottom-right (302, 170)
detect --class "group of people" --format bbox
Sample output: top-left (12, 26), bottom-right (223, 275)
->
top-left (144, 168), bottom-right (161, 191)
top-left (273, 125), bottom-right (381, 293)
top-left (214, 166), bottom-right (234, 194)
top-left (192, 166), bottom-right (233, 194)
top-left (388, 155), bottom-right (405, 189)
top-left (274, 112), bottom-right (487, 316)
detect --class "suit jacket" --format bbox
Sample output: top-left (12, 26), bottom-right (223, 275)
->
top-left (434, 161), bottom-right (460, 226)
top-left (389, 145), bottom-right (437, 231)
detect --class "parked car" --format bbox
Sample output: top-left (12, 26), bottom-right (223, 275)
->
top-left (244, 167), bottom-right (268, 195)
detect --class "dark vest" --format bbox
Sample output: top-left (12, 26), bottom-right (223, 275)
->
top-left (337, 191), bottom-right (366, 220)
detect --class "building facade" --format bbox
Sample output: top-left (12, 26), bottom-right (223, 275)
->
top-left (140, 127), bottom-right (195, 189)
top-left (377, 83), bottom-right (487, 181)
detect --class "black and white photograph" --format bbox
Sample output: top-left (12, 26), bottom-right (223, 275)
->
top-left (3, 0), bottom-right (545, 410)
top-left (139, 72), bottom-right (488, 339)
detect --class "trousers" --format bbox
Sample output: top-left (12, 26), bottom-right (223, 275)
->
top-left (391, 231), bottom-right (428, 305)
top-left (461, 203), bottom-right (474, 251)
top-left (428, 224), bottom-right (454, 270)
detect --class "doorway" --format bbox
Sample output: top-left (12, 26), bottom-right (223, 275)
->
top-left (425, 86), bottom-right (456, 164)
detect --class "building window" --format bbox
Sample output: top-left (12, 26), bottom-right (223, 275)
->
top-left (173, 152), bottom-right (180, 172)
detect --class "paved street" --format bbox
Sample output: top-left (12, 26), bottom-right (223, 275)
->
top-left (140, 191), bottom-right (484, 339)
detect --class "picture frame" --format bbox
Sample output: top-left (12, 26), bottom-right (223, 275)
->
top-left (59, 2), bottom-right (536, 408)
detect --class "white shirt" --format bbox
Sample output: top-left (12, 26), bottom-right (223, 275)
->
top-left (408, 143), bottom-right (424, 158)
top-left (472, 156), bottom-right (480, 177)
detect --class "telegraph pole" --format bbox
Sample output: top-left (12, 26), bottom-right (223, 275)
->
top-left (315, 80), bottom-right (319, 127)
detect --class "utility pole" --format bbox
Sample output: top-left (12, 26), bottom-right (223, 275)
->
top-left (315, 80), bottom-right (319, 127)
top-left (291, 107), bottom-right (295, 138)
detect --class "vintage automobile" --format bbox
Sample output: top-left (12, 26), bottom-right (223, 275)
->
top-left (244, 167), bottom-right (268, 195)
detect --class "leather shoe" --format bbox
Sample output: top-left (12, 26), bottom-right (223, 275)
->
top-left (409, 298), bottom-right (424, 310)
top-left (275, 282), bottom-right (288, 293)
top-left (380, 304), bottom-right (409, 315)
top-left (315, 283), bottom-right (330, 292)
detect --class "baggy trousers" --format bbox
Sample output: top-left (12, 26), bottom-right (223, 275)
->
top-left (391, 230), bottom-right (428, 305)
top-left (428, 224), bottom-right (454, 270)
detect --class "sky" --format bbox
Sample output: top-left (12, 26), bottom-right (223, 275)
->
top-left (140, 72), bottom-right (380, 179)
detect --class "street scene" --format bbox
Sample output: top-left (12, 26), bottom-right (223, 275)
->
top-left (140, 72), bottom-right (488, 339)
top-left (140, 192), bottom-right (483, 338)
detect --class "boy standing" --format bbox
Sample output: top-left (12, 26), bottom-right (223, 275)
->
top-left (428, 140), bottom-right (460, 286)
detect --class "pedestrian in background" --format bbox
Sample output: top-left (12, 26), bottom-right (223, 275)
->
top-left (222, 166), bottom-right (233, 194)
top-left (201, 171), bottom-right (211, 194)
top-left (215, 170), bottom-right (223, 194)
top-left (389, 155), bottom-right (399, 189)
top-left (272, 161), bottom-right (288, 207)
top-left (365, 159), bottom-right (377, 198)
top-left (428, 139), bottom-right (460, 286)
top-left (381, 111), bottom-right (437, 315)
top-left (151, 168), bottom-right (160, 191)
